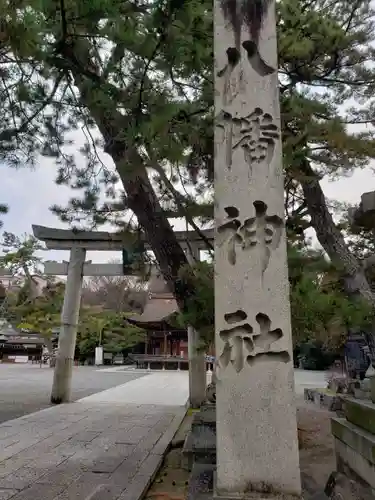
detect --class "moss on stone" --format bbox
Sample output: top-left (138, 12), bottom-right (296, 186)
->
top-left (331, 418), bottom-right (344, 441)
top-left (345, 399), bottom-right (375, 435)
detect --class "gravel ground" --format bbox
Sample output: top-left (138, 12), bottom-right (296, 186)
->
top-left (298, 399), bottom-right (373, 499)
top-left (0, 364), bottom-right (147, 423)
top-left (297, 398), bottom-right (336, 494)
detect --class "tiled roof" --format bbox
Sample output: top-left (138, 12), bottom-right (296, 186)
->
top-left (127, 268), bottom-right (178, 325)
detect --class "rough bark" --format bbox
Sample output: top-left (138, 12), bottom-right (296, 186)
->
top-left (114, 152), bottom-right (190, 310)
top-left (64, 55), bottom-right (191, 310)
top-left (298, 159), bottom-right (375, 306)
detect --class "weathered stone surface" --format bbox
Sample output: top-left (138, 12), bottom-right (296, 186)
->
top-left (353, 388), bottom-right (370, 400)
top-left (109, 448), bottom-right (154, 488)
top-left (344, 397), bottom-right (375, 434)
top-left (53, 472), bottom-right (112, 500)
top-left (0, 402), bottom-right (186, 500)
top-left (116, 475), bottom-right (152, 500)
top-left (71, 430), bottom-right (101, 442)
top-left (0, 457), bottom-right (31, 478)
top-left (116, 455), bottom-right (163, 500)
top-left (304, 389), bottom-right (343, 412)
top-left (0, 490), bottom-right (19, 500)
top-left (6, 484), bottom-right (65, 500)
top-left (151, 413), bottom-right (186, 456)
top-left (334, 436), bottom-right (375, 490)
top-left (187, 463), bottom-right (215, 500)
top-left (214, 0), bottom-right (301, 496)
top-left (0, 466), bottom-right (47, 490)
top-left (192, 406), bottom-right (216, 430)
top-left (331, 417), bottom-right (375, 465)
top-left (334, 458), bottom-right (375, 500)
top-left (35, 462), bottom-right (84, 486)
top-left (90, 444), bottom-right (134, 473)
top-left (183, 426), bottom-right (216, 471)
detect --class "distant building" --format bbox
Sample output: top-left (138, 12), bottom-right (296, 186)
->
top-left (0, 269), bottom-right (58, 363)
top-left (0, 321), bottom-right (45, 363)
top-left (127, 268), bottom-right (189, 358)
top-left (0, 269), bottom-right (49, 294)
top-left (0, 269), bottom-right (21, 290)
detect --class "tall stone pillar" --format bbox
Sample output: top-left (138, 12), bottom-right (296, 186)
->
top-left (186, 245), bottom-right (207, 408)
top-left (214, 1), bottom-right (301, 498)
top-left (51, 247), bottom-right (86, 404)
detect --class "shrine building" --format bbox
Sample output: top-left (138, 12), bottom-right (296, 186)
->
top-left (127, 268), bottom-right (189, 369)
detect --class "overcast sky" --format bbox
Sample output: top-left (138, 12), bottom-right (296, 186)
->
top-left (1, 150), bottom-right (374, 268)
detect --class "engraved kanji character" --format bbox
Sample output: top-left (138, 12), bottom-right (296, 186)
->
top-left (232, 107), bottom-right (280, 169)
top-left (219, 310), bottom-right (254, 373)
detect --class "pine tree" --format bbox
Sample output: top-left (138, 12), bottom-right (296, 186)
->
top-left (1, 0), bottom-right (375, 311)
top-left (279, 0), bottom-right (375, 304)
top-left (0, 0), bottom-right (213, 309)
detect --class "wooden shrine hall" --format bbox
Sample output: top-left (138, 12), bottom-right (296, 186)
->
top-left (127, 268), bottom-right (190, 370)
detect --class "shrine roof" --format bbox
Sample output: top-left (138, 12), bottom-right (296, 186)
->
top-left (127, 298), bottom-right (178, 325)
top-left (126, 268), bottom-right (179, 328)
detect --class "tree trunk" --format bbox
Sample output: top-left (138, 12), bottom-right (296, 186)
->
top-left (298, 159), bottom-right (375, 306)
top-left (113, 150), bottom-right (189, 309)
top-left (74, 79), bottom-right (190, 308)
top-left (54, 40), bottom-right (192, 308)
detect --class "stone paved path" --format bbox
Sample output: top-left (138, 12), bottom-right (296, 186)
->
top-left (0, 373), bottom-right (188, 500)
top-left (78, 371), bottom-right (189, 406)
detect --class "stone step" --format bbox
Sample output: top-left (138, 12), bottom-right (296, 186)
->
top-left (192, 406), bottom-right (216, 431)
top-left (182, 427), bottom-right (216, 470)
top-left (344, 397), bottom-right (375, 434)
top-left (332, 417), bottom-right (375, 466)
top-left (186, 462), bottom-right (215, 500)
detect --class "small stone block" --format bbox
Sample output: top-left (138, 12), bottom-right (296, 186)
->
top-left (344, 397), bottom-right (375, 434)
top-left (355, 389), bottom-right (371, 400)
top-left (334, 436), bottom-right (375, 490)
top-left (182, 432), bottom-right (195, 471)
top-left (183, 427), bottom-right (216, 470)
top-left (187, 463), bottom-right (215, 500)
top-left (331, 417), bottom-right (375, 465)
top-left (192, 408), bottom-right (217, 430)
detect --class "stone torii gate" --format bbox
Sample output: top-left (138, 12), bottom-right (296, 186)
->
top-left (32, 224), bottom-right (213, 406)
